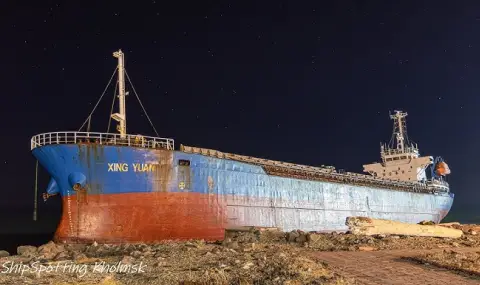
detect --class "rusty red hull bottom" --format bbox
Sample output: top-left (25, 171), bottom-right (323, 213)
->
top-left (55, 192), bottom-right (227, 243)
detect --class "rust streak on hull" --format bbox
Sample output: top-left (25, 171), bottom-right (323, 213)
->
top-left (55, 192), bottom-right (227, 243)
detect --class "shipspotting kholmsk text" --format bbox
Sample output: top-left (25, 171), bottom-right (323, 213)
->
top-left (1, 261), bottom-right (146, 277)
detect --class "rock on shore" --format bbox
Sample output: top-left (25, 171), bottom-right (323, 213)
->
top-left (346, 217), bottom-right (463, 238)
top-left (0, 229), bottom-right (349, 285)
top-left (1, 222), bottom-right (479, 284)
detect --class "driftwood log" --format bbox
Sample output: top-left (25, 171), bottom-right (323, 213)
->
top-left (346, 217), bottom-right (463, 238)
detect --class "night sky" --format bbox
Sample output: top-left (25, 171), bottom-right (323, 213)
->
top-left (1, 1), bottom-right (479, 237)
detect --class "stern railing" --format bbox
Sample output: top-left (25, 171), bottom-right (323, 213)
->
top-left (31, 132), bottom-right (174, 151)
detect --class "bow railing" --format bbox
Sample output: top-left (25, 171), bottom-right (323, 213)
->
top-left (31, 132), bottom-right (174, 151)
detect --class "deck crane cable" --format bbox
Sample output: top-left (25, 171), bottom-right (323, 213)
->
top-left (388, 119), bottom-right (395, 148)
top-left (78, 67), bottom-right (118, 132)
top-left (125, 69), bottom-right (160, 137)
top-left (33, 160), bottom-right (38, 221)
top-left (401, 116), bottom-right (415, 146)
top-left (107, 81), bottom-right (118, 133)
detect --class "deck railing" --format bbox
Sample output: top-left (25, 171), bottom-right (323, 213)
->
top-left (31, 132), bottom-right (174, 151)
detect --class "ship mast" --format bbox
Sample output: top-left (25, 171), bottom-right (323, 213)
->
top-left (391, 110), bottom-right (407, 153)
top-left (379, 110), bottom-right (420, 163)
top-left (111, 50), bottom-right (127, 138)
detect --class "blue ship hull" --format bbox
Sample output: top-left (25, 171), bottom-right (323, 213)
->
top-left (32, 143), bottom-right (454, 242)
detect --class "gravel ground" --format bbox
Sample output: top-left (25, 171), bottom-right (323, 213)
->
top-left (1, 223), bottom-right (478, 285)
top-left (409, 249), bottom-right (480, 277)
top-left (0, 229), bottom-right (351, 285)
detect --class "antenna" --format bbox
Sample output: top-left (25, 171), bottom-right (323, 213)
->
top-left (389, 110), bottom-right (409, 153)
top-left (111, 50), bottom-right (127, 138)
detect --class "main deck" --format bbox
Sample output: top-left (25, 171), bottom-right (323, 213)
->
top-left (180, 145), bottom-right (450, 195)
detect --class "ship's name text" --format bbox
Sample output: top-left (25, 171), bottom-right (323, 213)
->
top-left (107, 163), bottom-right (156, 172)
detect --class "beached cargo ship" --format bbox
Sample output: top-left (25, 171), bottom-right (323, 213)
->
top-left (30, 50), bottom-right (453, 243)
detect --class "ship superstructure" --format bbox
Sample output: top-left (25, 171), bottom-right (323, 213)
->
top-left (363, 111), bottom-right (432, 182)
top-left (30, 50), bottom-right (454, 243)
top-left (363, 111), bottom-right (449, 192)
